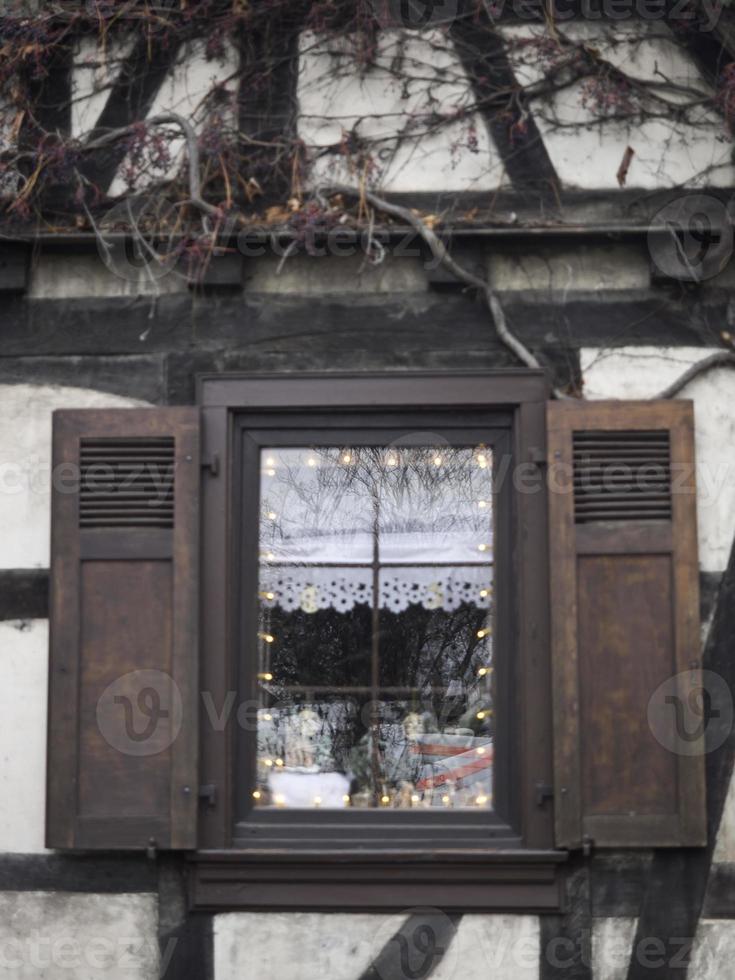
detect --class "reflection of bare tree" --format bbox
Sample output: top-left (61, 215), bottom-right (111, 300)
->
top-left (256, 445), bottom-right (495, 806)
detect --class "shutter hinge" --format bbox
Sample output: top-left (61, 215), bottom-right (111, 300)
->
top-left (535, 782), bottom-right (554, 807)
top-left (199, 784), bottom-right (217, 808)
top-left (582, 835), bottom-right (594, 858)
top-left (146, 837), bottom-right (157, 861)
top-left (528, 447), bottom-right (547, 468)
top-left (201, 453), bottom-right (220, 477)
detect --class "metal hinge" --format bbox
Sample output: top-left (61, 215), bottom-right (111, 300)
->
top-left (535, 782), bottom-right (554, 807)
top-left (201, 453), bottom-right (220, 477)
top-left (146, 837), bottom-right (157, 861)
top-left (199, 784), bottom-right (217, 808)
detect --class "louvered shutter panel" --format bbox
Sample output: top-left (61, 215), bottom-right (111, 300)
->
top-left (47, 409), bottom-right (200, 850)
top-left (548, 400), bottom-right (705, 848)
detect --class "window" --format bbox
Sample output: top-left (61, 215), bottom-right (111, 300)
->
top-left (45, 373), bottom-right (705, 911)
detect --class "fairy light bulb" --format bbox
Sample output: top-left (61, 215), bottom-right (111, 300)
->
top-left (342, 794), bottom-right (351, 804)
top-left (263, 758), bottom-right (274, 767)
top-left (478, 500), bottom-right (488, 509)
top-left (386, 455), bottom-right (397, 467)
top-left (307, 456), bottom-right (317, 467)
top-left (479, 589), bottom-right (489, 598)
top-left (342, 452), bottom-right (352, 464)
top-left (478, 543), bottom-right (489, 553)
top-left (381, 794), bottom-right (390, 805)
top-left (476, 746), bottom-right (487, 756)
top-left (267, 511), bottom-right (277, 520)
top-left (477, 628), bottom-right (490, 639)
top-left (258, 671), bottom-right (273, 682)
top-left (476, 710), bottom-right (487, 720)
top-left (477, 453), bottom-right (488, 469)
top-left (265, 457), bottom-right (276, 467)
top-left (433, 455), bottom-right (442, 467)
top-left (274, 794), bottom-right (286, 807)
top-left (252, 790), bottom-right (261, 800)
top-left (258, 633), bottom-right (274, 644)
top-left (411, 794), bottom-right (420, 804)
top-left (476, 795), bottom-right (489, 806)
top-left (477, 666), bottom-right (489, 677)
top-left (313, 796), bottom-right (322, 807)
top-left (275, 758), bottom-right (284, 767)
top-left (263, 713), bottom-right (272, 721)
top-left (442, 794), bottom-right (451, 805)
top-left (265, 469), bottom-right (275, 477)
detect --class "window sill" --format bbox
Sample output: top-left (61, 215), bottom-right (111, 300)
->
top-left (187, 849), bottom-right (567, 912)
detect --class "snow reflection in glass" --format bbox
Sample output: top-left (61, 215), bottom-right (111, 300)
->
top-left (254, 445), bottom-right (494, 810)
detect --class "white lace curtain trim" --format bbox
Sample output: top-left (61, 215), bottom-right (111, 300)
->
top-left (260, 565), bottom-right (493, 613)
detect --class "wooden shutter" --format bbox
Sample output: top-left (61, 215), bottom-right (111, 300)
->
top-left (47, 409), bottom-right (200, 850)
top-left (548, 400), bottom-right (705, 848)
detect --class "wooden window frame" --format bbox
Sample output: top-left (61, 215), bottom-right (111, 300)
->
top-left (189, 371), bottom-right (565, 911)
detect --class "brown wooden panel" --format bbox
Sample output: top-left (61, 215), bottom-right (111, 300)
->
top-left (47, 408), bottom-right (200, 851)
top-left (547, 399), bottom-right (705, 849)
top-left (578, 554), bottom-right (677, 817)
top-left (78, 562), bottom-right (172, 820)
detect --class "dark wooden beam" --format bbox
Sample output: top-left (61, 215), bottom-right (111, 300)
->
top-left (449, 6), bottom-right (560, 209)
top-left (0, 570), bottom-right (48, 622)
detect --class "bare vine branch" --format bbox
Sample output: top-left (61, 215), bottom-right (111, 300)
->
top-left (656, 351), bottom-right (735, 399)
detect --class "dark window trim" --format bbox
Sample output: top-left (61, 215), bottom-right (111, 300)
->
top-left (195, 371), bottom-right (561, 911)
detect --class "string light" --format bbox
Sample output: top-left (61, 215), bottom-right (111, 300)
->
top-left (258, 633), bottom-right (274, 644)
top-left (386, 455), bottom-right (397, 467)
top-left (442, 794), bottom-right (451, 805)
top-left (477, 500), bottom-right (488, 509)
top-left (274, 794), bottom-right (286, 807)
top-left (476, 795), bottom-right (489, 806)
top-left (313, 796), bottom-right (322, 807)
top-left (275, 758), bottom-right (284, 767)
top-left (261, 551), bottom-right (275, 561)
top-left (476, 453), bottom-right (488, 469)
top-left (476, 746), bottom-right (487, 756)
top-left (261, 591), bottom-right (275, 601)
top-left (263, 713), bottom-right (272, 721)
top-left (476, 710), bottom-right (488, 720)
top-left (477, 666), bottom-right (489, 677)
top-left (252, 790), bottom-right (261, 800)
top-left (342, 794), bottom-right (351, 804)
top-left (411, 794), bottom-right (420, 804)
top-left (263, 758), bottom-right (274, 767)
top-left (381, 794), bottom-right (391, 805)
top-left (479, 589), bottom-right (489, 598)
top-left (264, 469), bottom-right (275, 477)
top-left (342, 452), bottom-right (352, 464)
top-left (265, 457), bottom-right (276, 467)
top-left (307, 456), bottom-right (317, 467)
top-left (477, 543), bottom-right (489, 553)
top-left (477, 628), bottom-right (490, 639)
top-left (258, 671), bottom-right (273, 681)
top-left (433, 455), bottom-right (443, 467)
top-left (267, 511), bottom-right (277, 520)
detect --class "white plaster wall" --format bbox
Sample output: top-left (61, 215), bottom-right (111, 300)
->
top-left (0, 385), bottom-right (149, 571)
top-left (581, 347), bottom-right (735, 572)
top-left (0, 620), bottom-right (47, 854)
top-left (503, 22), bottom-right (733, 190)
top-left (690, 919), bottom-right (735, 979)
top-left (592, 917), bottom-right (638, 980)
top-left (488, 243), bottom-right (650, 292)
top-left (214, 912), bottom-right (538, 980)
top-left (0, 892), bottom-right (158, 979)
top-left (713, 771), bottom-right (735, 864)
top-left (298, 30), bottom-right (507, 193)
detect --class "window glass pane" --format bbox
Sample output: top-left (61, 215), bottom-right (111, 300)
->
top-left (253, 445), bottom-right (494, 811)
